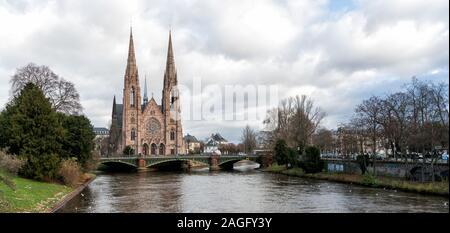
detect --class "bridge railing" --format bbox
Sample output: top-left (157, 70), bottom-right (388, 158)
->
top-left (321, 156), bottom-right (448, 165)
top-left (100, 153), bottom-right (257, 159)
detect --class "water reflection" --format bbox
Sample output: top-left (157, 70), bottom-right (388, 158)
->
top-left (58, 163), bottom-right (448, 213)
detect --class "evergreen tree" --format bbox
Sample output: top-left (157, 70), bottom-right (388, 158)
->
top-left (274, 139), bottom-right (289, 167)
top-left (0, 83), bottom-right (64, 180)
top-left (123, 146), bottom-right (134, 156)
top-left (58, 113), bottom-right (95, 168)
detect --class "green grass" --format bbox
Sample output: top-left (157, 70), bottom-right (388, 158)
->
top-left (264, 163), bottom-right (287, 172)
top-left (0, 171), bottom-right (72, 213)
top-left (282, 167), bottom-right (305, 176)
top-left (263, 165), bottom-right (449, 196)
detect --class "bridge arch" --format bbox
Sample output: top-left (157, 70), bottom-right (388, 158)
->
top-left (100, 161), bottom-right (138, 170)
top-left (145, 158), bottom-right (208, 168)
top-left (218, 158), bottom-right (260, 170)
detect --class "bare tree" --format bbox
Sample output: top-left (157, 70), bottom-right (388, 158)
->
top-left (263, 95), bottom-right (326, 152)
top-left (383, 92), bottom-right (411, 161)
top-left (241, 125), bottom-right (257, 154)
top-left (347, 77), bottom-right (449, 181)
top-left (312, 128), bottom-right (334, 154)
top-left (355, 96), bottom-right (383, 175)
top-left (10, 63), bottom-right (82, 114)
top-left (291, 95), bottom-right (326, 152)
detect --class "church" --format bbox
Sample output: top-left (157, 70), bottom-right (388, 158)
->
top-left (109, 28), bottom-right (185, 156)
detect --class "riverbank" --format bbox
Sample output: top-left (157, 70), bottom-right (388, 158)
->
top-left (0, 171), bottom-right (95, 212)
top-left (263, 165), bottom-right (449, 197)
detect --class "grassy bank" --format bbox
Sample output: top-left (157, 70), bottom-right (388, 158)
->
top-left (263, 164), bottom-right (449, 197)
top-left (0, 171), bottom-right (93, 212)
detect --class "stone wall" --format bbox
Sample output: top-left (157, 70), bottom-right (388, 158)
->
top-left (324, 160), bottom-right (449, 181)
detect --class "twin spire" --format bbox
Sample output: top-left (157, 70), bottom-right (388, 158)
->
top-left (143, 75), bottom-right (148, 105)
top-left (125, 27), bottom-right (138, 80)
top-left (125, 27), bottom-right (176, 105)
top-left (165, 30), bottom-right (176, 77)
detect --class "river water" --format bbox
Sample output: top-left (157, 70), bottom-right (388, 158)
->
top-left (57, 163), bottom-right (448, 213)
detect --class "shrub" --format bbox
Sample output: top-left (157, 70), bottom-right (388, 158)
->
top-left (361, 173), bottom-right (377, 186)
top-left (0, 150), bottom-right (25, 175)
top-left (0, 150), bottom-right (23, 191)
top-left (123, 146), bottom-right (134, 156)
top-left (298, 146), bottom-right (324, 173)
top-left (83, 150), bottom-right (100, 172)
top-left (58, 158), bottom-right (81, 187)
top-left (283, 167), bottom-right (305, 176)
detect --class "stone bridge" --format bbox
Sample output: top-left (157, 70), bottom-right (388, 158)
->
top-left (99, 153), bottom-right (273, 171)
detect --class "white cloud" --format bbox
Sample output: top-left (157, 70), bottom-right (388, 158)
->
top-left (0, 0), bottom-right (448, 142)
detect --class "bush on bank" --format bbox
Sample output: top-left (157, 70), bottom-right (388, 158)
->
top-left (298, 146), bottom-right (323, 173)
top-left (273, 139), bottom-right (324, 174)
top-left (57, 159), bottom-right (81, 188)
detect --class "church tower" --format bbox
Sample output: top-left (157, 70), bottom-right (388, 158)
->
top-left (111, 28), bottom-right (185, 156)
top-left (162, 31), bottom-right (184, 155)
top-left (122, 28), bottom-right (142, 154)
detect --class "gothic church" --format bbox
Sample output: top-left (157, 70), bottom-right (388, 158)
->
top-left (110, 29), bottom-right (185, 156)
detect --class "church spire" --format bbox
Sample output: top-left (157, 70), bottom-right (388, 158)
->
top-left (125, 27), bottom-right (138, 80)
top-left (112, 95), bottom-right (117, 117)
top-left (164, 30), bottom-right (177, 87)
top-left (143, 75), bottom-right (148, 105)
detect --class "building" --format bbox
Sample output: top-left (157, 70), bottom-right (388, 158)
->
top-left (204, 133), bottom-right (229, 153)
top-left (109, 28), bottom-right (185, 156)
top-left (93, 127), bottom-right (109, 154)
top-left (184, 134), bottom-right (201, 154)
top-left (93, 127), bottom-right (109, 140)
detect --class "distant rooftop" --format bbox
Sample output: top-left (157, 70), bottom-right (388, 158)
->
top-left (211, 133), bottom-right (227, 142)
top-left (184, 134), bottom-right (199, 143)
top-left (93, 127), bottom-right (109, 135)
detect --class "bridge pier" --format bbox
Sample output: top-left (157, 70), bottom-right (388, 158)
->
top-left (209, 153), bottom-right (221, 171)
top-left (137, 158), bottom-right (148, 171)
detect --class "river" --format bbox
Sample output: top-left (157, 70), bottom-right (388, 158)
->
top-left (57, 163), bottom-right (448, 213)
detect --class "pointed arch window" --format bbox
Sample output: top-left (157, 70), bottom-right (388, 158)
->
top-left (159, 144), bottom-right (165, 155)
top-left (170, 130), bottom-right (175, 141)
top-left (131, 128), bottom-right (136, 141)
top-left (130, 87), bottom-right (135, 108)
top-left (151, 143), bottom-right (157, 155)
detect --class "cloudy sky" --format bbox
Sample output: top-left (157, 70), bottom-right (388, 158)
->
top-left (0, 0), bottom-right (448, 143)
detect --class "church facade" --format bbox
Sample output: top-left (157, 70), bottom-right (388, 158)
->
top-left (110, 29), bottom-right (185, 156)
